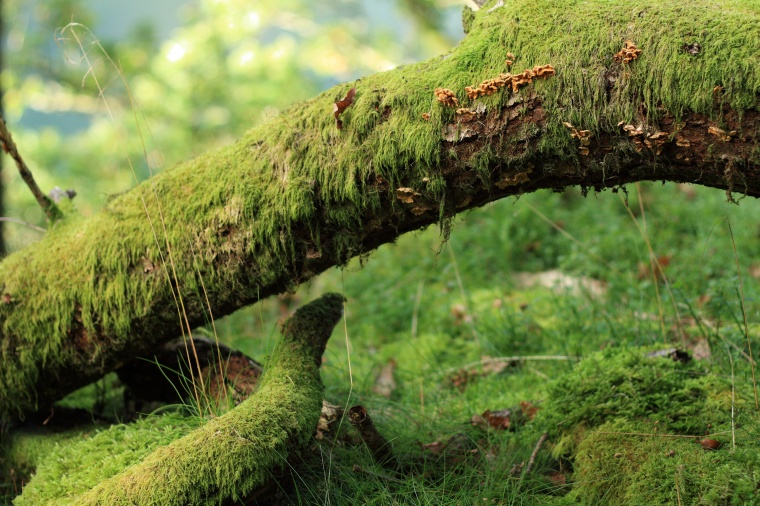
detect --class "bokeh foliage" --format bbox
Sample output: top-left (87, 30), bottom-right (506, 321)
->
top-left (1, 0), bottom-right (461, 251)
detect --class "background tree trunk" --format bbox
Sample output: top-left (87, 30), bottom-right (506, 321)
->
top-left (1, 0), bottom-right (758, 419)
top-left (0, 0), bottom-right (6, 258)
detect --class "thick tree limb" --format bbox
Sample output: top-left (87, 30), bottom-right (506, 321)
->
top-left (1, 0), bottom-right (758, 419)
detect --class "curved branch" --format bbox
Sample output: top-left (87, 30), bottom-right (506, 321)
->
top-left (16, 294), bottom-right (344, 505)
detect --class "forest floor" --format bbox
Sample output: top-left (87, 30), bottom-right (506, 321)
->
top-left (5, 182), bottom-right (760, 504)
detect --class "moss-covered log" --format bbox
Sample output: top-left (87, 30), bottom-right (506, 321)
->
top-left (1, 0), bottom-right (759, 419)
top-left (14, 293), bottom-right (344, 505)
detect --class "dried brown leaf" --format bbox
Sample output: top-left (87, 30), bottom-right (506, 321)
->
top-left (700, 438), bottom-right (722, 451)
top-left (333, 87), bottom-right (356, 129)
top-left (372, 359), bottom-right (397, 398)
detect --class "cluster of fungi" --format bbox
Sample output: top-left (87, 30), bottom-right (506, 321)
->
top-left (465, 64), bottom-right (556, 99)
top-left (433, 87), bottom-right (459, 107)
top-left (613, 40), bottom-right (642, 64)
top-left (563, 122), bottom-right (592, 156)
top-left (433, 59), bottom-right (556, 113)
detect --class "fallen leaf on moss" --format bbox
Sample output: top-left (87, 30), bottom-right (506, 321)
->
top-left (372, 359), bottom-right (397, 398)
top-left (700, 438), bottom-right (721, 450)
top-left (419, 441), bottom-right (446, 454)
top-left (450, 303), bottom-right (473, 325)
top-left (519, 401), bottom-right (540, 420)
top-left (333, 87), bottom-right (356, 129)
top-left (637, 254), bottom-right (671, 282)
top-left (473, 406), bottom-right (530, 431)
top-left (547, 470), bottom-right (567, 485)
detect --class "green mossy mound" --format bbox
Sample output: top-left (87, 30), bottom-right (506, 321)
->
top-left (532, 347), bottom-right (760, 504)
top-left (566, 419), bottom-right (760, 504)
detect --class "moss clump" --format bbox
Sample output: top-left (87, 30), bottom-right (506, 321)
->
top-left (529, 346), bottom-right (760, 504)
top-left (541, 347), bottom-right (736, 438)
top-left (15, 293), bottom-right (344, 505)
top-left (12, 413), bottom-right (197, 505)
top-left (565, 419), bottom-right (760, 505)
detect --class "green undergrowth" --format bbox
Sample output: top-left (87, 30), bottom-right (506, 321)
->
top-left (220, 181), bottom-right (760, 504)
top-left (6, 181), bottom-right (759, 504)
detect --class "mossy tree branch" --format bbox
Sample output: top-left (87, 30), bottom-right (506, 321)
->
top-left (1, 0), bottom-right (759, 419)
top-left (14, 293), bottom-right (345, 505)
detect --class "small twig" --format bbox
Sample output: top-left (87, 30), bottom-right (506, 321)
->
top-left (0, 114), bottom-right (59, 222)
top-left (0, 216), bottom-right (46, 233)
top-left (596, 430), bottom-right (730, 439)
top-left (351, 464), bottom-right (403, 483)
top-left (523, 432), bottom-right (548, 478)
top-left (441, 355), bottom-right (579, 376)
top-left (675, 466), bottom-right (683, 506)
top-left (348, 405), bottom-right (400, 470)
top-left (726, 220), bottom-right (758, 410)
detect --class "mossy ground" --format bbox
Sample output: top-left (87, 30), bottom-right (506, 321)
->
top-left (5, 182), bottom-right (760, 504)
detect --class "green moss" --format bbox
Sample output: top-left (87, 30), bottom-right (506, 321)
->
top-left (13, 413), bottom-right (197, 505)
top-left (540, 347), bottom-right (736, 438)
top-left (15, 293), bottom-right (343, 505)
top-left (2, 0), bottom-right (758, 419)
top-left (526, 346), bottom-right (760, 504)
top-left (566, 419), bottom-right (760, 505)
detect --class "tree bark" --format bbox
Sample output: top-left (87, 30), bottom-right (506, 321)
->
top-left (1, 0), bottom-right (758, 419)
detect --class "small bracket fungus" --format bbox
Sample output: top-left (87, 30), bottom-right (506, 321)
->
top-left (464, 64), bottom-right (556, 100)
top-left (617, 122), bottom-right (669, 154)
top-left (455, 108), bottom-right (478, 122)
top-left (495, 166), bottom-right (533, 188)
top-left (396, 187), bottom-right (420, 204)
top-left (465, 64), bottom-right (555, 100)
top-left (613, 41), bottom-right (642, 63)
top-left (707, 125), bottom-right (736, 142)
top-left (563, 122), bottom-right (592, 155)
top-left (434, 88), bottom-right (459, 107)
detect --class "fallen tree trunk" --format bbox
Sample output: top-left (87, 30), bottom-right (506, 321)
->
top-left (1, 0), bottom-right (758, 419)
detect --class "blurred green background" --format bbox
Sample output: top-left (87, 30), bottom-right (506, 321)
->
top-left (1, 0), bottom-right (464, 251)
